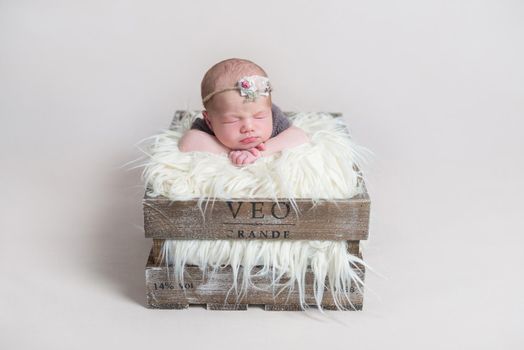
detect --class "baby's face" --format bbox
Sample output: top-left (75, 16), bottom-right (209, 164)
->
top-left (203, 91), bottom-right (273, 150)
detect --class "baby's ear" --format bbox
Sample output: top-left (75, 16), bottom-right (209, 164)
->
top-left (202, 110), bottom-right (213, 130)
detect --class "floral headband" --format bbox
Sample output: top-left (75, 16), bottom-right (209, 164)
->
top-left (202, 75), bottom-right (272, 104)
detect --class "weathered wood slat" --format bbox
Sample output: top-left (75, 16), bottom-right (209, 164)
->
top-left (206, 304), bottom-right (248, 311)
top-left (265, 304), bottom-right (322, 311)
top-left (144, 194), bottom-right (370, 240)
top-left (145, 248), bottom-right (365, 310)
top-left (152, 239), bottom-right (163, 264)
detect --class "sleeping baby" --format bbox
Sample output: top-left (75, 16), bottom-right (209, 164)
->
top-left (178, 58), bottom-right (310, 166)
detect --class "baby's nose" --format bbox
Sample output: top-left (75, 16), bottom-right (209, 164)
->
top-left (240, 119), bottom-right (254, 132)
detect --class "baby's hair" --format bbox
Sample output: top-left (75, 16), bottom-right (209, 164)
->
top-left (201, 58), bottom-right (268, 108)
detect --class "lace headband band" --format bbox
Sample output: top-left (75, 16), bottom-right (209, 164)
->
top-left (202, 75), bottom-right (272, 104)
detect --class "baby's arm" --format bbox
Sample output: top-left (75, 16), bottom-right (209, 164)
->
top-left (178, 129), bottom-right (230, 154)
top-left (180, 131), bottom-right (260, 166)
top-left (229, 126), bottom-right (309, 165)
top-left (178, 126), bottom-right (310, 165)
top-left (259, 126), bottom-right (310, 157)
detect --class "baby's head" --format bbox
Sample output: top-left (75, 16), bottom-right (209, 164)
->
top-left (201, 58), bottom-right (273, 150)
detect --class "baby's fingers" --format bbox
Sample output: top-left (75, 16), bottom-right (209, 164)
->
top-left (247, 148), bottom-right (260, 157)
top-left (229, 151), bottom-right (241, 163)
top-left (237, 153), bottom-right (249, 165)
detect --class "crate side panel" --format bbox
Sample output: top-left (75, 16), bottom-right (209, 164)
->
top-left (144, 197), bottom-right (370, 241)
top-left (145, 250), bottom-right (365, 310)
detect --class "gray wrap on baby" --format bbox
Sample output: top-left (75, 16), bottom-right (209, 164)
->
top-left (190, 104), bottom-right (291, 138)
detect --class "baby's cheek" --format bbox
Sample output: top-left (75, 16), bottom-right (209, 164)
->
top-left (259, 120), bottom-right (273, 140)
top-left (215, 127), bottom-right (237, 147)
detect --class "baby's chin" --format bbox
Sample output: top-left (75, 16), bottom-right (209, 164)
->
top-left (234, 141), bottom-right (262, 150)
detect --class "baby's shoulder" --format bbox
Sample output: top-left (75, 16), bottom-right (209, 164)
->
top-left (271, 103), bottom-right (291, 137)
top-left (190, 117), bottom-right (214, 136)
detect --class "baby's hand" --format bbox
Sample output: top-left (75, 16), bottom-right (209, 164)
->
top-left (229, 148), bottom-right (261, 166)
top-left (255, 142), bottom-right (266, 152)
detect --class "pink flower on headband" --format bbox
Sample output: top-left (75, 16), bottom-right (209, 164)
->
top-left (238, 77), bottom-right (257, 101)
top-left (237, 76), bottom-right (271, 102)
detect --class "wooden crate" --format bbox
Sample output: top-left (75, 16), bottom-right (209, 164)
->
top-left (145, 246), bottom-right (365, 311)
top-left (144, 111), bottom-right (370, 310)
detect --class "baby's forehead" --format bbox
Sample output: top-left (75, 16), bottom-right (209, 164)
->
top-left (209, 92), bottom-right (271, 116)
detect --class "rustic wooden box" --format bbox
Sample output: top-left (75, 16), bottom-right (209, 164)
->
top-left (143, 111), bottom-right (370, 310)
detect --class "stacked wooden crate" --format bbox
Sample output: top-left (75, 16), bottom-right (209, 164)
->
top-left (143, 111), bottom-right (371, 311)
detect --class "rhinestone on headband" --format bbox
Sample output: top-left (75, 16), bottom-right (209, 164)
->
top-left (202, 75), bottom-right (272, 104)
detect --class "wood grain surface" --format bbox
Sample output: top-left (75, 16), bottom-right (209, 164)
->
top-left (144, 194), bottom-right (370, 240)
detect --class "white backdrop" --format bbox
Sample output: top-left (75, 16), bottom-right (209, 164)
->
top-left (1, 1), bottom-right (523, 349)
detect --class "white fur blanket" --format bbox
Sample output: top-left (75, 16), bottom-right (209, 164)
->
top-left (138, 111), bottom-right (371, 310)
top-left (142, 111), bottom-right (367, 201)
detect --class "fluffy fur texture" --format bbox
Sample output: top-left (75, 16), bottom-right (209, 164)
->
top-left (139, 111), bottom-right (371, 310)
top-left (160, 240), bottom-right (367, 310)
top-left (142, 111), bottom-right (367, 202)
